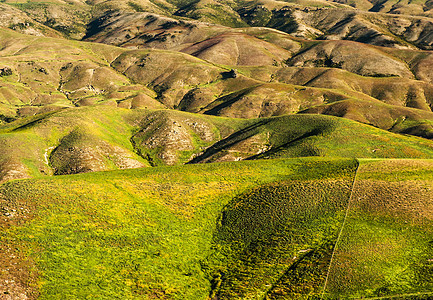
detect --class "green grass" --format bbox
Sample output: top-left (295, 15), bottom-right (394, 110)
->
top-left (2, 157), bottom-right (433, 298)
top-left (0, 106), bottom-right (432, 183)
top-left (0, 157), bottom-right (357, 299)
top-left (194, 114), bottom-right (433, 163)
top-left (204, 173), bottom-right (356, 299)
top-left (324, 159), bottom-right (433, 299)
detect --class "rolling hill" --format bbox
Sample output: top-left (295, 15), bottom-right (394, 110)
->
top-left (1, 0), bottom-right (433, 298)
top-left (1, 158), bottom-right (433, 299)
top-left (1, 27), bottom-right (433, 140)
top-left (0, 105), bottom-right (433, 184)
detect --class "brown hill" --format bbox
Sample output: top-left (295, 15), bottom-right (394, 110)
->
top-left (83, 11), bottom-right (301, 64)
top-left (180, 32), bottom-right (292, 66)
top-left (300, 98), bottom-right (433, 139)
top-left (287, 40), bottom-right (414, 78)
top-left (273, 67), bottom-right (433, 110)
top-left (0, 3), bottom-right (62, 38)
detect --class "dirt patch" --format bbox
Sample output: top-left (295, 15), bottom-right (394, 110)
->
top-left (132, 111), bottom-right (217, 165)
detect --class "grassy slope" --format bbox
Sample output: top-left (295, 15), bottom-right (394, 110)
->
top-left (0, 107), bottom-right (150, 181)
top-left (191, 113), bottom-right (433, 163)
top-left (204, 158), bottom-right (357, 299)
top-left (0, 157), bottom-right (357, 299)
top-left (324, 159), bottom-right (433, 299)
top-left (0, 106), bottom-right (252, 180)
top-left (1, 107), bottom-right (433, 183)
top-left (2, 158), bottom-right (433, 299)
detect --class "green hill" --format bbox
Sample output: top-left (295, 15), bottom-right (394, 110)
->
top-left (1, 0), bottom-right (433, 298)
top-left (1, 158), bottom-right (433, 299)
top-left (0, 106), bottom-right (432, 183)
top-left (0, 157), bottom-right (357, 299)
top-left (324, 159), bottom-right (433, 298)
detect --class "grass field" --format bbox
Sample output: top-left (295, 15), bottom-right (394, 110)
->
top-left (2, 157), bottom-right (433, 299)
top-left (2, 0), bottom-right (433, 299)
top-left (0, 157), bottom-right (357, 299)
top-left (324, 159), bottom-right (433, 299)
top-left (2, 106), bottom-right (433, 184)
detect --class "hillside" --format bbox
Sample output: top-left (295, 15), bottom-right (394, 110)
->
top-left (1, 0), bottom-right (433, 298)
top-left (1, 158), bottom-right (433, 299)
top-left (1, 27), bottom-right (433, 141)
top-left (0, 105), bottom-right (433, 184)
top-left (0, 158), bottom-right (360, 299)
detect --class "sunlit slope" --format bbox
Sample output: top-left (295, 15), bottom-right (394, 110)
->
top-left (0, 28), bottom-right (161, 120)
top-left (324, 159), bottom-right (433, 299)
top-left (0, 107), bottom-right (150, 182)
top-left (0, 106), bottom-right (240, 182)
top-left (190, 114), bottom-right (433, 163)
top-left (0, 157), bottom-right (357, 299)
top-left (1, 106), bottom-right (433, 182)
top-left (2, 158), bottom-right (433, 299)
top-left (1, 27), bottom-right (433, 143)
